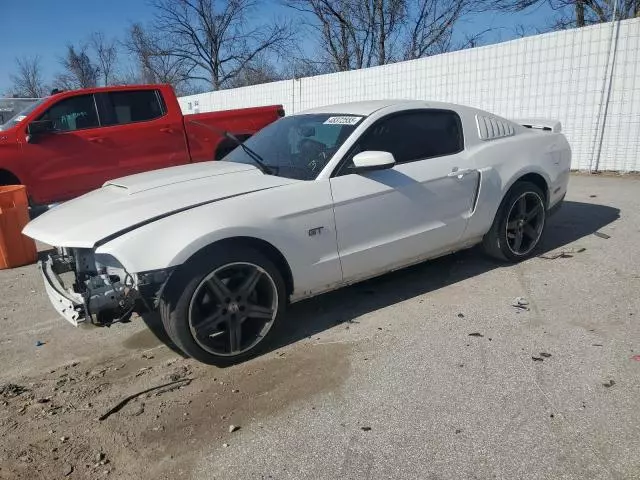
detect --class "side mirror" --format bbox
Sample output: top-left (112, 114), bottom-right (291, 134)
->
top-left (351, 151), bottom-right (395, 172)
top-left (27, 120), bottom-right (54, 137)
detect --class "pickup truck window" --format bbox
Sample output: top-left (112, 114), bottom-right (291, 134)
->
top-left (98, 90), bottom-right (165, 126)
top-left (39, 94), bottom-right (100, 132)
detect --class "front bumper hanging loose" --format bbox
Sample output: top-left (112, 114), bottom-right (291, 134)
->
top-left (39, 255), bottom-right (86, 326)
top-left (38, 252), bottom-right (175, 327)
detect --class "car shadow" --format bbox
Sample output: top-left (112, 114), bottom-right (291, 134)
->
top-left (138, 312), bottom-right (188, 357)
top-left (268, 200), bottom-right (620, 353)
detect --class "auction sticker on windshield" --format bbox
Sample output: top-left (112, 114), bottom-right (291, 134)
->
top-left (323, 116), bottom-right (362, 125)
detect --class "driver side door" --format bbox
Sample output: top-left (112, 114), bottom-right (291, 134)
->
top-left (20, 94), bottom-right (112, 204)
top-left (329, 109), bottom-right (479, 282)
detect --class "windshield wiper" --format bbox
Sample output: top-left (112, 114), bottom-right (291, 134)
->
top-left (189, 120), bottom-right (273, 175)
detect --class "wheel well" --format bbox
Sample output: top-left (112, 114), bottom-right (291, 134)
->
top-left (214, 134), bottom-right (252, 160)
top-left (192, 236), bottom-right (294, 296)
top-left (514, 173), bottom-right (548, 204)
top-left (0, 169), bottom-right (21, 186)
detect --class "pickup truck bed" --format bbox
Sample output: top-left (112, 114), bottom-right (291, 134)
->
top-left (183, 105), bottom-right (284, 161)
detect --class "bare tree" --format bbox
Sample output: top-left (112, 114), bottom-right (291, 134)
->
top-left (8, 56), bottom-right (48, 98)
top-left (225, 56), bottom-right (282, 88)
top-left (147, 0), bottom-right (294, 90)
top-left (404, 0), bottom-right (471, 59)
top-left (492, 0), bottom-right (639, 29)
top-left (280, 57), bottom-right (335, 78)
top-left (90, 32), bottom-right (118, 85)
top-left (123, 23), bottom-right (194, 94)
top-left (285, 0), bottom-right (402, 71)
top-left (55, 45), bottom-right (100, 89)
top-left (373, 0), bottom-right (406, 64)
top-left (285, 0), bottom-right (488, 71)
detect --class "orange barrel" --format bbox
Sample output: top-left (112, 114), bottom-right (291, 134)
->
top-left (0, 185), bottom-right (38, 269)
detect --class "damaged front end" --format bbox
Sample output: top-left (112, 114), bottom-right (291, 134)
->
top-left (39, 248), bottom-right (172, 327)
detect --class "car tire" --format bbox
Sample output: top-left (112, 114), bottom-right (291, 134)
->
top-left (159, 244), bottom-right (287, 365)
top-left (482, 181), bottom-right (547, 262)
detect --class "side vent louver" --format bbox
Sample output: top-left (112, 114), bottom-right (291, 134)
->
top-left (476, 115), bottom-right (515, 141)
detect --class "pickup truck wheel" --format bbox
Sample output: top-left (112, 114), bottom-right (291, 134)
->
top-left (482, 181), bottom-right (546, 262)
top-left (159, 245), bottom-right (286, 365)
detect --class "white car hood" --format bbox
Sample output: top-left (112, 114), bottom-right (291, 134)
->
top-left (24, 161), bottom-right (298, 248)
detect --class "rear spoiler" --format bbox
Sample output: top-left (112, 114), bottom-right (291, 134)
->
top-left (513, 118), bottom-right (562, 133)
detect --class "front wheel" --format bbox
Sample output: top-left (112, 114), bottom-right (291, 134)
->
top-left (482, 181), bottom-right (547, 262)
top-left (159, 245), bottom-right (286, 365)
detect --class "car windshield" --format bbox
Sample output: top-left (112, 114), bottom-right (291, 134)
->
top-left (0, 98), bottom-right (44, 131)
top-left (223, 113), bottom-right (364, 180)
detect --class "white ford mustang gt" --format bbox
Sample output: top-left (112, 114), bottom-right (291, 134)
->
top-left (24, 100), bottom-right (571, 364)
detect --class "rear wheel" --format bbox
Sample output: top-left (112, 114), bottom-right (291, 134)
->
top-left (159, 245), bottom-right (286, 365)
top-left (0, 170), bottom-right (21, 186)
top-left (482, 181), bottom-right (546, 261)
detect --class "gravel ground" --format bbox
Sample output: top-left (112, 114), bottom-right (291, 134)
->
top-left (0, 173), bottom-right (639, 480)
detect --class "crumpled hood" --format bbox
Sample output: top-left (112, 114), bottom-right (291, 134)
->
top-left (23, 161), bottom-right (298, 248)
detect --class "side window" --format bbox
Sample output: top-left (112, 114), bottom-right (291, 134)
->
top-left (339, 110), bottom-right (463, 173)
top-left (99, 90), bottom-right (164, 126)
top-left (39, 95), bottom-right (99, 132)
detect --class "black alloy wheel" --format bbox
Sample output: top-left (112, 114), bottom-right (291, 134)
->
top-left (188, 262), bottom-right (278, 356)
top-left (160, 245), bottom-right (286, 365)
top-left (482, 181), bottom-right (547, 261)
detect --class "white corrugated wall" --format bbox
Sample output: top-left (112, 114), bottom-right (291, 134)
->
top-left (179, 18), bottom-right (640, 172)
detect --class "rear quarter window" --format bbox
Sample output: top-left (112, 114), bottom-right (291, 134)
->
top-left (99, 90), bottom-right (165, 126)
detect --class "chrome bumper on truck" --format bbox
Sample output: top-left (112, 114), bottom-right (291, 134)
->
top-left (38, 255), bottom-right (87, 326)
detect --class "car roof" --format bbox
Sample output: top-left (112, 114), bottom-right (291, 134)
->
top-left (299, 99), bottom-right (432, 116)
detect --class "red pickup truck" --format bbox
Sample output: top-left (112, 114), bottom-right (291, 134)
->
top-left (0, 84), bottom-right (283, 207)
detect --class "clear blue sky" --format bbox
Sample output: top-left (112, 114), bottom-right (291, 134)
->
top-left (0, 0), bottom-right (555, 95)
top-left (1, 0), bottom-right (156, 92)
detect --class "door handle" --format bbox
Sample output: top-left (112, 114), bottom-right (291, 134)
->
top-left (448, 168), bottom-right (474, 179)
top-left (87, 137), bottom-right (104, 143)
top-left (159, 127), bottom-right (174, 133)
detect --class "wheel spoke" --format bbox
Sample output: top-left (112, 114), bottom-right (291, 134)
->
top-left (517, 196), bottom-right (527, 216)
top-left (525, 203), bottom-right (541, 221)
top-left (523, 224), bottom-right (538, 239)
top-left (245, 303), bottom-right (274, 320)
top-left (193, 310), bottom-right (226, 337)
top-left (237, 268), bottom-right (262, 298)
top-left (189, 262), bottom-right (279, 357)
top-left (507, 219), bottom-right (519, 230)
top-left (228, 320), bottom-right (242, 353)
top-left (206, 275), bottom-right (231, 302)
top-left (513, 230), bottom-right (524, 252)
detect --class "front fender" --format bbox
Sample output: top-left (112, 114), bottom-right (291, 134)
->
top-left (95, 217), bottom-right (300, 273)
top-left (95, 179), bottom-right (343, 297)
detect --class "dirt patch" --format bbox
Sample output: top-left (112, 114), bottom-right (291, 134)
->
top-left (0, 342), bottom-right (350, 479)
top-left (121, 327), bottom-right (165, 351)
